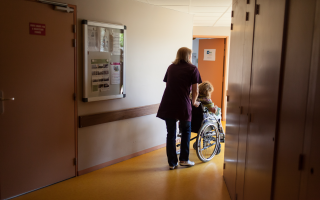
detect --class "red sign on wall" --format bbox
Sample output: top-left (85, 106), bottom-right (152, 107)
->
top-left (29, 23), bottom-right (46, 36)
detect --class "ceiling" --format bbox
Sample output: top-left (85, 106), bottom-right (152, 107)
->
top-left (135, 0), bottom-right (232, 27)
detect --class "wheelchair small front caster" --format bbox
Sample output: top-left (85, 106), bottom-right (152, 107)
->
top-left (193, 142), bottom-right (197, 150)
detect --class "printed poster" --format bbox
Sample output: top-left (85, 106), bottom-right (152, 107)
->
top-left (111, 63), bottom-right (121, 84)
top-left (91, 63), bottom-right (110, 92)
top-left (99, 27), bottom-right (109, 52)
top-left (203, 49), bottom-right (216, 61)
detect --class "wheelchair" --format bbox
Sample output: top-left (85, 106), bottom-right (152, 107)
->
top-left (176, 104), bottom-right (225, 162)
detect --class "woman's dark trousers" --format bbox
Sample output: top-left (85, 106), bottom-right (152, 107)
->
top-left (165, 118), bottom-right (191, 166)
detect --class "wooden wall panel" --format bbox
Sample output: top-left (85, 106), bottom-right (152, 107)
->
top-left (223, 0), bottom-right (247, 199)
top-left (243, 0), bottom-right (287, 199)
top-left (235, 1), bottom-right (256, 200)
top-left (79, 104), bottom-right (159, 128)
top-left (272, 0), bottom-right (317, 199)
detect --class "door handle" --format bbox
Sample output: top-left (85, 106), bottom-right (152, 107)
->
top-left (0, 98), bottom-right (15, 101)
top-left (0, 91), bottom-right (15, 114)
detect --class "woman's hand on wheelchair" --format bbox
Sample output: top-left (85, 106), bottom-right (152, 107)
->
top-left (193, 101), bottom-right (201, 107)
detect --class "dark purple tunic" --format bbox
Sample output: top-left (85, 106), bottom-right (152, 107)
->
top-left (157, 61), bottom-right (202, 121)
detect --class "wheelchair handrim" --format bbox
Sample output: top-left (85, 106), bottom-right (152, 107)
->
top-left (196, 123), bottom-right (220, 162)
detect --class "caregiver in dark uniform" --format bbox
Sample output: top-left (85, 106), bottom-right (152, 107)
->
top-left (157, 47), bottom-right (202, 170)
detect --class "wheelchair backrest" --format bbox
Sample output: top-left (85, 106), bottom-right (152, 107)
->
top-left (191, 104), bottom-right (205, 133)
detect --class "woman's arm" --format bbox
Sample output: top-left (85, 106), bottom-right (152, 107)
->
top-left (192, 83), bottom-right (200, 107)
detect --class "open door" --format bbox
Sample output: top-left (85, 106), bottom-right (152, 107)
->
top-left (0, 0), bottom-right (77, 199)
top-left (198, 38), bottom-right (226, 111)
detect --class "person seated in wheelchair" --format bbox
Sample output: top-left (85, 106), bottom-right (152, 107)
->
top-left (177, 81), bottom-right (224, 161)
top-left (196, 81), bottom-right (220, 117)
top-left (190, 81), bottom-right (221, 126)
top-left (189, 81), bottom-right (224, 153)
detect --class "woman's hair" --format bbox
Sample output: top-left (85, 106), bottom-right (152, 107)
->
top-left (173, 47), bottom-right (192, 64)
top-left (199, 81), bottom-right (214, 97)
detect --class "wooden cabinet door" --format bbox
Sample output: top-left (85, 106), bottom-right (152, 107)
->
top-left (306, 68), bottom-right (320, 199)
top-left (234, 1), bottom-right (256, 200)
top-left (243, 0), bottom-right (287, 199)
top-left (0, 1), bottom-right (76, 199)
top-left (272, 0), bottom-right (318, 199)
top-left (223, 0), bottom-right (247, 199)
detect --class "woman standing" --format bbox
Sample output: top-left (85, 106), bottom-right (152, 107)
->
top-left (157, 47), bottom-right (202, 170)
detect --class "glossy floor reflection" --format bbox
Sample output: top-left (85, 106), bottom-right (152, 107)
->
top-left (16, 124), bottom-right (230, 200)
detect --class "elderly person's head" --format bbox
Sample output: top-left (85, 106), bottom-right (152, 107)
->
top-left (173, 47), bottom-right (192, 64)
top-left (199, 81), bottom-right (214, 98)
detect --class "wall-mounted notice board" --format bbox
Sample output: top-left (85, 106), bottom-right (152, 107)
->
top-left (82, 20), bottom-right (126, 102)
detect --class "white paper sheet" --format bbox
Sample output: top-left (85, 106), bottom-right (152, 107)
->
top-left (112, 33), bottom-right (121, 55)
top-left (111, 63), bottom-right (121, 84)
top-left (203, 49), bottom-right (216, 61)
top-left (88, 26), bottom-right (99, 51)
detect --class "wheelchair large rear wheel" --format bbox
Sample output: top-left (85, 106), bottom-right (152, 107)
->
top-left (195, 122), bottom-right (220, 162)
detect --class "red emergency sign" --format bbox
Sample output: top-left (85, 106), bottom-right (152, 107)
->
top-left (29, 23), bottom-right (46, 36)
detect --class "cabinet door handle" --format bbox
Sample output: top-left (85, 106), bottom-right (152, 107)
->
top-left (0, 98), bottom-right (15, 101)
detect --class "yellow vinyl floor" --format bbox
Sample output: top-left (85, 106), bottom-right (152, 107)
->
top-left (16, 122), bottom-right (230, 200)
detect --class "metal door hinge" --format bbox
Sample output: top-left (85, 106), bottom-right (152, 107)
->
top-left (231, 11), bottom-right (234, 17)
top-left (246, 12), bottom-right (249, 21)
top-left (231, 23), bottom-right (233, 30)
top-left (298, 154), bottom-right (304, 170)
top-left (73, 158), bottom-right (77, 165)
top-left (240, 106), bottom-right (243, 114)
top-left (227, 95), bottom-right (230, 102)
top-left (248, 113), bottom-right (252, 122)
top-left (311, 168), bottom-right (314, 174)
top-left (73, 39), bottom-right (76, 47)
top-left (255, 4), bottom-right (260, 15)
top-left (223, 163), bottom-right (226, 169)
top-left (73, 25), bottom-right (76, 33)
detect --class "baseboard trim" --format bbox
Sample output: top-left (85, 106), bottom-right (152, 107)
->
top-left (77, 143), bottom-right (166, 176)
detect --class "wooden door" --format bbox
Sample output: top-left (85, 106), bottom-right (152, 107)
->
top-left (306, 68), bottom-right (320, 200)
top-left (198, 38), bottom-right (225, 108)
top-left (235, 1), bottom-right (256, 200)
top-left (0, 0), bottom-right (76, 199)
top-left (223, 0), bottom-right (247, 199)
top-left (272, 0), bottom-right (318, 199)
top-left (299, 1), bottom-right (320, 199)
top-left (243, 0), bottom-right (287, 199)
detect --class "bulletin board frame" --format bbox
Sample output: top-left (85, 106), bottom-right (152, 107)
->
top-left (82, 20), bottom-right (126, 102)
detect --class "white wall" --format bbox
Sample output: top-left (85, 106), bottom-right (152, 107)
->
top-left (59, 0), bottom-right (193, 171)
top-left (192, 38), bottom-right (199, 67)
top-left (193, 26), bottom-right (231, 37)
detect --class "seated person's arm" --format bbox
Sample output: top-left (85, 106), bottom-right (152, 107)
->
top-left (209, 107), bottom-right (216, 114)
top-left (192, 83), bottom-right (200, 107)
